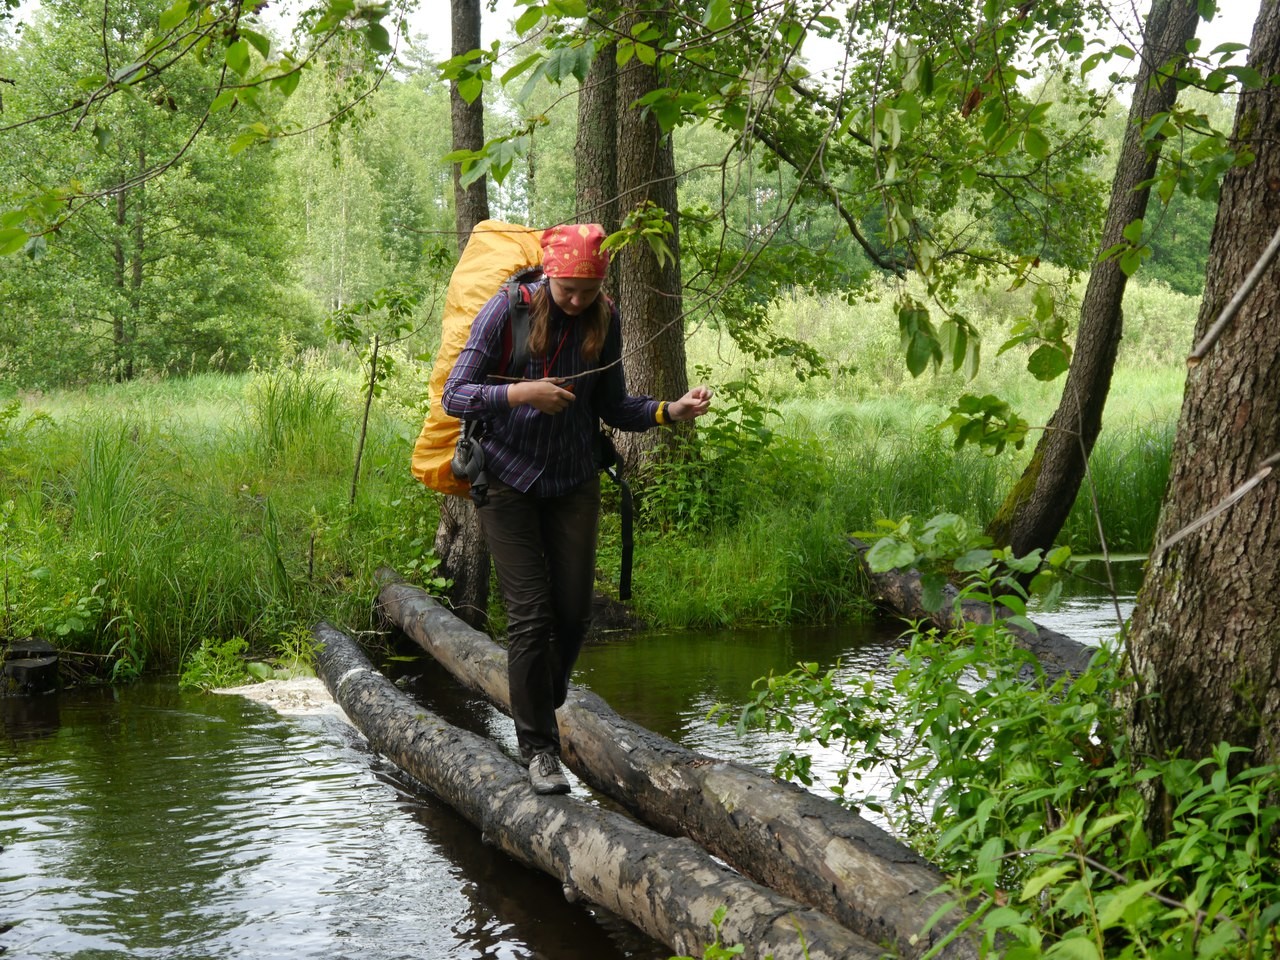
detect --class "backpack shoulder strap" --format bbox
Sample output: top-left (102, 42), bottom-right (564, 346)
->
top-left (501, 270), bottom-right (540, 375)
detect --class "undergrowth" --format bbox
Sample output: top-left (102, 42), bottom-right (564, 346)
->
top-left (729, 517), bottom-right (1280, 960)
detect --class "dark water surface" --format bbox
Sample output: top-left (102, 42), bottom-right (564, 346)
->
top-left (1, 562), bottom-right (1137, 960)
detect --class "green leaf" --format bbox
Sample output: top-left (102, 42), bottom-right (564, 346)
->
top-left (1044, 937), bottom-right (1100, 960)
top-left (515, 5), bottom-right (545, 34)
top-left (0, 227), bottom-right (29, 256)
top-left (158, 0), bottom-right (190, 32)
top-left (906, 333), bottom-right (934, 377)
top-left (920, 572), bottom-right (948, 612)
top-left (1023, 127), bottom-right (1049, 161)
top-left (1226, 65), bottom-right (1265, 89)
top-left (247, 661), bottom-right (274, 680)
top-left (458, 75), bottom-right (483, 104)
top-left (1027, 343), bottom-right (1070, 381)
top-left (954, 548), bottom-right (994, 572)
top-left (1119, 245), bottom-right (1149, 276)
top-left (866, 538), bottom-right (917, 572)
top-left (962, 335), bottom-right (981, 380)
top-left (271, 69), bottom-right (302, 98)
top-left (721, 101), bottom-right (747, 131)
top-left (1096, 877), bottom-right (1162, 929)
top-left (364, 23), bottom-right (392, 53)
top-left (225, 39), bottom-right (250, 76)
top-left (112, 61), bottom-right (147, 85)
top-left (1021, 863), bottom-right (1075, 900)
top-left (210, 89), bottom-right (237, 113)
top-left (501, 53), bottom-right (542, 86)
top-left (240, 28), bottom-right (272, 59)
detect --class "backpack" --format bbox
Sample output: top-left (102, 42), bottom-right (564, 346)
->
top-left (410, 220), bottom-right (633, 598)
top-left (411, 221), bottom-right (543, 496)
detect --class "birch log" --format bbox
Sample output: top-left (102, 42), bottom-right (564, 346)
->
top-left (372, 568), bottom-right (979, 960)
top-left (313, 620), bottom-right (884, 960)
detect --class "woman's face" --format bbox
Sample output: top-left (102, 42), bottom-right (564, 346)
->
top-left (548, 276), bottom-right (605, 316)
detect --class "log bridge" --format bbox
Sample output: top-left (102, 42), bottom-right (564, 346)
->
top-left (311, 567), bottom-right (990, 960)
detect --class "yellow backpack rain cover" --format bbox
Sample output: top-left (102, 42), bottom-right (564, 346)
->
top-left (411, 220), bottom-right (543, 495)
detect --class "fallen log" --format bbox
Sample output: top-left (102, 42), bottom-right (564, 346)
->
top-left (312, 619), bottom-right (884, 960)
top-left (373, 568), bottom-right (979, 960)
top-left (849, 538), bottom-right (1096, 682)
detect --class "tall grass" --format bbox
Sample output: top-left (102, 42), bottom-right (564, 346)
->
top-left (0, 273), bottom-right (1191, 671)
top-left (0, 362), bottom-right (436, 674)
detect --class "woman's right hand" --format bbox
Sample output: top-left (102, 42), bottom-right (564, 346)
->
top-left (509, 378), bottom-right (576, 415)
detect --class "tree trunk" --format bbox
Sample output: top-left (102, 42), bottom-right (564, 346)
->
top-left (849, 539), bottom-right (1094, 683)
top-left (440, 0), bottom-right (493, 626)
top-left (1127, 3), bottom-right (1280, 779)
top-left (450, 0), bottom-right (490, 253)
top-left (112, 189), bottom-right (130, 382)
top-left (575, 36), bottom-right (619, 232)
top-left (313, 619), bottom-right (886, 960)
top-left (985, 0), bottom-right (1204, 557)
top-left (434, 494), bottom-right (489, 631)
top-left (372, 568), bottom-right (980, 960)
top-left (613, 4), bottom-right (690, 474)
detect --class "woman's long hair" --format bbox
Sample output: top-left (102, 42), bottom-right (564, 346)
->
top-left (527, 281), bottom-right (610, 362)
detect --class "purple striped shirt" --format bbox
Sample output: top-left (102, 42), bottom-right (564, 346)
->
top-left (442, 279), bottom-right (659, 496)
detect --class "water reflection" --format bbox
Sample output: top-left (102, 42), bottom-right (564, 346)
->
top-left (0, 683), bottom-right (667, 960)
top-left (1032, 556), bottom-right (1142, 647)
top-left (0, 694), bottom-right (60, 746)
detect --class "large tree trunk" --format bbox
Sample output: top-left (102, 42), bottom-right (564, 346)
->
top-left (575, 34), bottom-right (618, 232)
top-left (373, 568), bottom-right (980, 960)
top-left (450, 0), bottom-right (490, 252)
top-left (613, 4), bottom-right (690, 474)
top-left (1127, 4), bottom-right (1280, 781)
top-left (985, 0), bottom-right (1204, 557)
top-left (313, 619), bottom-right (885, 960)
top-left (440, 0), bottom-right (493, 628)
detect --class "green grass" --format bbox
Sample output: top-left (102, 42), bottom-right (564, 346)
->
top-left (0, 277), bottom-right (1190, 674)
top-left (0, 363), bottom-right (436, 676)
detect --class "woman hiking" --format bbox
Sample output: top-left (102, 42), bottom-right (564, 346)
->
top-left (442, 223), bottom-right (712, 794)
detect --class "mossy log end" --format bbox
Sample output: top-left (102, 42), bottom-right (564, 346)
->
top-left (372, 568), bottom-right (980, 960)
top-left (849, 539), bottom-right (1096, 683)
top-left (313, 620), bottom-right (883, 960)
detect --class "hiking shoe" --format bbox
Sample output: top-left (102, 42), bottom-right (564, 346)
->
top-left (528, 752), bottom-right (570, 795)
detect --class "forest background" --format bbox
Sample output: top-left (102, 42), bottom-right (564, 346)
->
top-left (0, 0), bottom-right (1240, 672)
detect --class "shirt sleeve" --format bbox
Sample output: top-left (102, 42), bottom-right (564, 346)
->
top-left (593, 305), bottom-right (661, 431)
top-left (441, 291), bottom-right (513, 418)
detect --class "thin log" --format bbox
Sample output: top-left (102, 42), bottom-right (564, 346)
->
top-left (849, 539), bottom-right (1096, 683)
top-left (312, 620), bottom-right (884, 960)
top-left (372, 568), bottom-right (980, 960)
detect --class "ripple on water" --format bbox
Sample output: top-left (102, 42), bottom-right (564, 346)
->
top-left (0, 682), bottom-right (668, 960)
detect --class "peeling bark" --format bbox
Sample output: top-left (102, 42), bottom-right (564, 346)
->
top-left (313, 620), bottom-right (884, 960)
top-left (372, 568), bottom-right (980, 960)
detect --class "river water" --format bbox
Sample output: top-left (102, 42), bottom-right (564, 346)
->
top-left (0, 561), bottom-right (1139, 960)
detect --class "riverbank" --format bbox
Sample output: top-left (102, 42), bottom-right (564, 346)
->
top-left (0, 352), bottom-right (1180, 676)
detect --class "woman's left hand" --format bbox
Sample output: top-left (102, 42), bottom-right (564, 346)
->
top-left (668, 385), bottom-right (713, 422)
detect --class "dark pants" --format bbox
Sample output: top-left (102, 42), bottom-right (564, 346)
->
top-left (477, 475), bottom-right (600, 762)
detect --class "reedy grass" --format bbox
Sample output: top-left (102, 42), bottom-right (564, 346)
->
top-left (0, 275), bottom-right (1191, 673)
top-left (1, 364), bottom-right (435, 673)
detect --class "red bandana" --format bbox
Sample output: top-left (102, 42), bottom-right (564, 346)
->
top-left (540, 224), bottom-right (609, 279)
